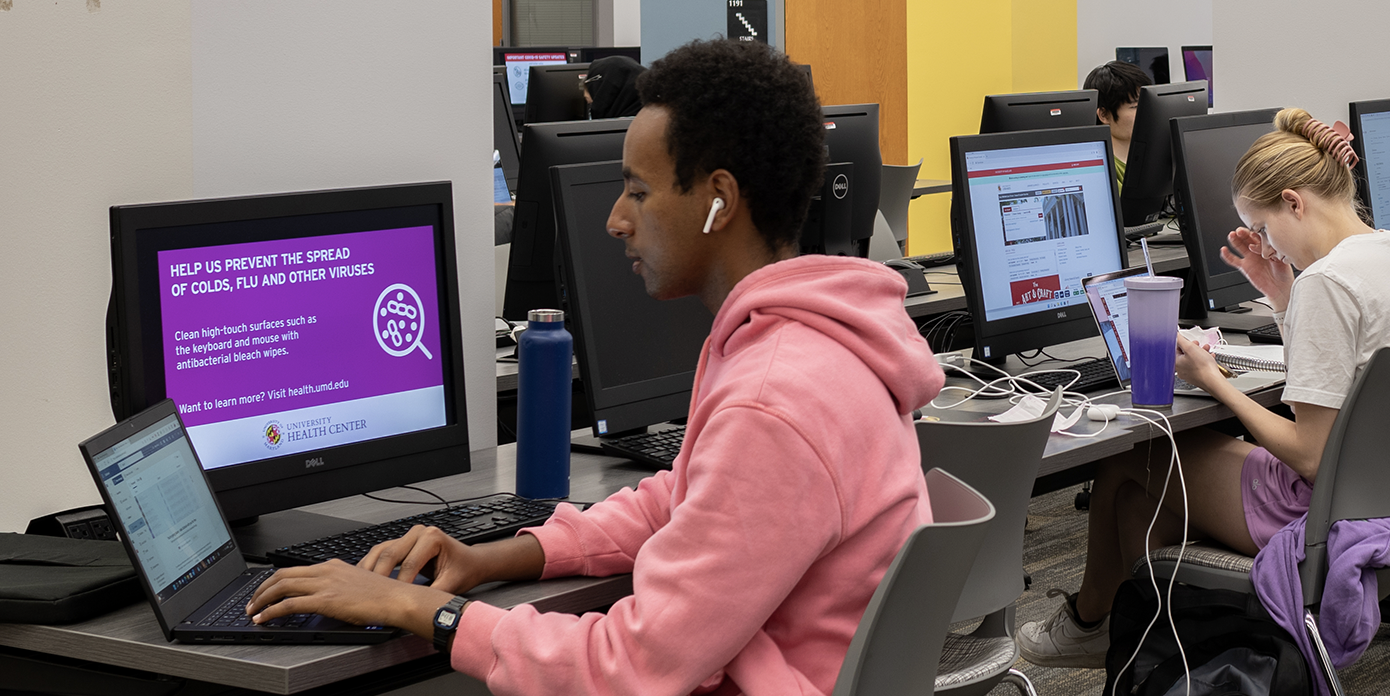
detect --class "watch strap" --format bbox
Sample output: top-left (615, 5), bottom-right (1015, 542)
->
top-left (432, 596), bottom-right (470, 652)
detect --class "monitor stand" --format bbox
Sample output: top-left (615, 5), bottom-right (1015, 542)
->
top-left (570, 430), bottom-right (606, 454)
top-left (231, 511), bottom-right (366, 564)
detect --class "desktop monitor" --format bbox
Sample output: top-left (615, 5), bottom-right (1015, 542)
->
top-left (504, 117), bottom-right (632, 321)
top-left (551, 160), bottom-right (712, 436)
top-left (949, 125), bottom-right (1129, 362)
top-left (1115, 47), bottom-right (1170, 84)
top-left (821, 103), bottom-right (883, 256)
top-left (1171, 108), bottom-right (1281, 320)
top-left (1348, 98), bottom-right (1390, 228)
top-left (524, 63), bottom-right (592, 124)
top-left (979, 90), bottom-right (1100, 134)
top-left (1182, 46), bottom-right (1214, 108)
top-left (105, 182), bottom-right (469, 556)
top-left (1119, 81), bottom-right (1209, 226)
top-left (577, 46), bottom-right (641, 63)
top-left (493, 72), bottom-right (522, 194)
top-left (495, 47), bottom-right (570, 121)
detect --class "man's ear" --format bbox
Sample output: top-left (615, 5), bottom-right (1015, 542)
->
top-left (705, 169), bottom-right (741, 234)
top-left (1096, 107), bottom-right (1114, 126)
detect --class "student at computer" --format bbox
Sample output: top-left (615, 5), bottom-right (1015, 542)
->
top-left (1083, 60), bottom-right (1152, 193)
top-left (1018, 108), bottom-right (1390, 668)
top-left (584, 55), bottom-right (645, 119)
top-left (247, 39), bottom-right (945, 694)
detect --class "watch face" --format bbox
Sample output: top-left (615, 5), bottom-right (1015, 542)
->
top-left (435, 607), bottom-right (459, 629)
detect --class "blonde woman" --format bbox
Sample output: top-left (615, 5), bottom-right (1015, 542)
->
top-left (1018, 107), bottom-right (1390, 668)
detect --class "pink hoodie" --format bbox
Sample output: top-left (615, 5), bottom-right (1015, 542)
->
top-left (452, 255), bottom-right (945, 695)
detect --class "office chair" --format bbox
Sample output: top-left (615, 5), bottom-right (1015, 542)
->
top-left (866, 210), bottom-right (903, 262)
top-left (832, 468), bottom-right (995, 696)
top-left (879, 159), bottom-right (923, 255)
top-left (920, 389), bottom-right (1061, 696)
top-left (1136, 347), bottom-right (1390, 696)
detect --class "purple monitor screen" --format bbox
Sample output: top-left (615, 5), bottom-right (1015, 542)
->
top-left (1183, 47), bottom-right (1213, 108)
top-left (156, 225), bottom-right (446, 470)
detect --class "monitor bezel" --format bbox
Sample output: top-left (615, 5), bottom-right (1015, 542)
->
top-left (493, 72), bottom-right (522, 190)
top-left (1120, 80), bottom-right (1209, 226)
top-left (1348, 98), bottom-right (1390, 228)
top-left (107, 181), bottom-right (471, 522)
top-left (551, 160), bottom-right (709, 436)
top-left (1170, 108), bottom-right (1282, 316)
top-left (949, 125), bottom-right (1129, 361)
top-left (979, 89), bottom-right (1100, 134)
top-left (1180, 46), bottom-right (1214, 108)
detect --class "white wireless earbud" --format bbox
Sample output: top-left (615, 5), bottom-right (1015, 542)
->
top-left (702, 198), bottom-right (726, 234)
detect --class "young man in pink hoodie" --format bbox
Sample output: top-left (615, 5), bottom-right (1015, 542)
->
top-left (246, 39), bottom-right (945, 695)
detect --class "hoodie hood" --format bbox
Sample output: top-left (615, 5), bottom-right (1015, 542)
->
top-left (711, 255), bottom-right (944, 413)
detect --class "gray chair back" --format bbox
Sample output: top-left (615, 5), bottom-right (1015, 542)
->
top-left (1300, 346), bottom-right (1390, 603)
top-left (879, 159), bottom-right (924, 249)
top-left (832, 468), bottom-right (995, 696)
top-left (919, 389), bottom-right (1060, 623)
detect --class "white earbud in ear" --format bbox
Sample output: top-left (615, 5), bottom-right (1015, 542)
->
top-left (702, 198), bottom-right (726, 234)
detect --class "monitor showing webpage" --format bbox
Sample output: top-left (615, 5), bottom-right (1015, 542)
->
top-left (963, 140), bottom-right (1125, 325)
top-left (156, 225), bottom-right (447, 470)
top-left (504, 52), bottom-right (568, 106)
top-left (92, 414), bottom-right (234, 603)
top-left (1359, 110), bottom-right (1390, 228)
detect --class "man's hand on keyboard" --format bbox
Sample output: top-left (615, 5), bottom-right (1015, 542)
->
top-left (246, 559), bottom-right (453, 640)
top-left (360, 525), bottom-right (547, 595)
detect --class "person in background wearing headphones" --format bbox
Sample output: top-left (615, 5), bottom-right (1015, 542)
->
top-left (246, 39), bottom-right (945, 695)
top-left (1017, 107), bottom-right (1390, 668)
top-left (1083, 60), bottom-right (1152, 194)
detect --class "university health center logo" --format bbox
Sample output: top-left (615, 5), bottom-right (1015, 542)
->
top-left (374, 283), bottom-right (433, 359)
top-left (263, 421), bottom-right (284, 450)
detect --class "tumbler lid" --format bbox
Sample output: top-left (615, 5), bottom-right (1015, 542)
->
top-left (528, 309), bottom-right (565, 323)
top-left (1124, 276), bottom-right (1183, 291)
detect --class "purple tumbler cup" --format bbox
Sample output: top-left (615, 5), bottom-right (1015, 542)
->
top-left (1125, 276), bottom-right (1183, 408)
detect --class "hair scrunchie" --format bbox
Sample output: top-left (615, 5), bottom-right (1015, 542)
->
top-left (1301, 118), bottom-right (1360, 169)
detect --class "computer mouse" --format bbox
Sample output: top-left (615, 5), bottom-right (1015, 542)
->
top-left (1087, 404), bottom-right (1121, 421)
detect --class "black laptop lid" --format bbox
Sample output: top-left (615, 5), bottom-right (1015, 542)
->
top-left (80, 400), bottom-right (248, 638)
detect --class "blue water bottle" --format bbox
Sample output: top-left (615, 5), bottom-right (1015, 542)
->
top-left (515, 309), bottom-right (572, 499)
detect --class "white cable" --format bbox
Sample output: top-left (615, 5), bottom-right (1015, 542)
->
top-left (1109, 408), bottom-right (1190, 696)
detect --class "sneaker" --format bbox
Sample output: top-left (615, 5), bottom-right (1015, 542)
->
top-left (1016, 589), bottom-right (1110, 668)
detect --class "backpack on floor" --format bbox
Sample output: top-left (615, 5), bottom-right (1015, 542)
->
top-left (1104, 578), bottom-right (1312, 696)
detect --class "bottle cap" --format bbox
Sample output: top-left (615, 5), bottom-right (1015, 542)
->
top-left (528, 309), bottom-right (565, 323)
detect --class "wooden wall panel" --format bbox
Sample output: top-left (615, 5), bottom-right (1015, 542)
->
top-left (494, 0), bottom-right (504, 46)
top-left (785, 0), bottom-right (909, 165)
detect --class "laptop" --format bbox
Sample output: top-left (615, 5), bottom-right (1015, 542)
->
top-left (78, 399), bottom-right (398, 645)
top-left (1081, 268), bottom-right (1285, 397)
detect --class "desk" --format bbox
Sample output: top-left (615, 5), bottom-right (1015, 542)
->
top-left (912, 178), bottom-right (952, 198)
top-left (0, 446), bottom-right (651, 694)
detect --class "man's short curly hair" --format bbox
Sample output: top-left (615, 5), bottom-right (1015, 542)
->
top-left (636, 39), bottom-right (825, 252)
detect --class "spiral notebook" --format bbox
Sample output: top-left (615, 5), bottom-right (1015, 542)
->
top-left (1212, 344), bottom-right (1287, 373)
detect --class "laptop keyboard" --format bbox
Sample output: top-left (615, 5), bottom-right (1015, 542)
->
top-left (1021, 358), bottom-right (1118, 393)
top-left (600, 426), bottom-right (686, 469)
top-left (195, 569), bottom-right (312, 628)
top-left (267, 493), bottom-right (560, 567)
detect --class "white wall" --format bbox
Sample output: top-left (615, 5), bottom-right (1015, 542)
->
top-left (0, 0), bottom-right (494, 534)
top-left (1077, 0), bottom-right (1212, 91)
top-left (613, 0), bottom-right (641, 47)
top-left (1214, 1), bottom-right (1390, 123)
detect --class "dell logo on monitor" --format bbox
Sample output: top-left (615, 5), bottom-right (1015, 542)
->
top-left (305, 457), bottom-right (325, 469)
top-left (1050, 108), bottom-right (1062, 116)
top-left (832, 174), bottom-right (850, 199)
top-left (1056, 310), bottom-right (1068, 319)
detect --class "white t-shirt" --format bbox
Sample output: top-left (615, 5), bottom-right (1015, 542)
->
top-left (1282, 230), bottom-right (1390, 409)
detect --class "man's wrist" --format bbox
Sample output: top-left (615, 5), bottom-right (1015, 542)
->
top-left (398, 585), bottom-right (457, 640)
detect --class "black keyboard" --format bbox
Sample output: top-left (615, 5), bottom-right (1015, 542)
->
top-left (195, 569), bottom-right (313, 628)
top-left (1246, 322), bottom-right (1283, 345)
top-left (1020, 358), bottom-right (1118, 393)
top-left (266, 493), bottom-right (560, 567)
top-left (600, 426), bottom-right (686, 470)
top-left (903, 251), bottom-right (957, 268)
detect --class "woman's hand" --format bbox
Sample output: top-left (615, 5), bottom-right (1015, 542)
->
top-left (245, 560), bottom-right (454, 639)
top-left (1174, 337), bottom-right (1228, 394)
top-left (1220, 227), bottom-right (1294, 310)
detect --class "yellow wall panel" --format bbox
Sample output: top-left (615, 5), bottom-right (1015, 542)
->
top-left (1011, 0), bottom-right (1078, 93)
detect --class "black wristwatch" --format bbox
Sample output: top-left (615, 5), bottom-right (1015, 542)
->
top-left (432, 596), bottom-right (470, 652)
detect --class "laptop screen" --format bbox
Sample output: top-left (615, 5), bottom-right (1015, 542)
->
top-left (1082, 267), bottom-right (1151, 385)
top-left (91, 413), bottom-right (235, 603)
